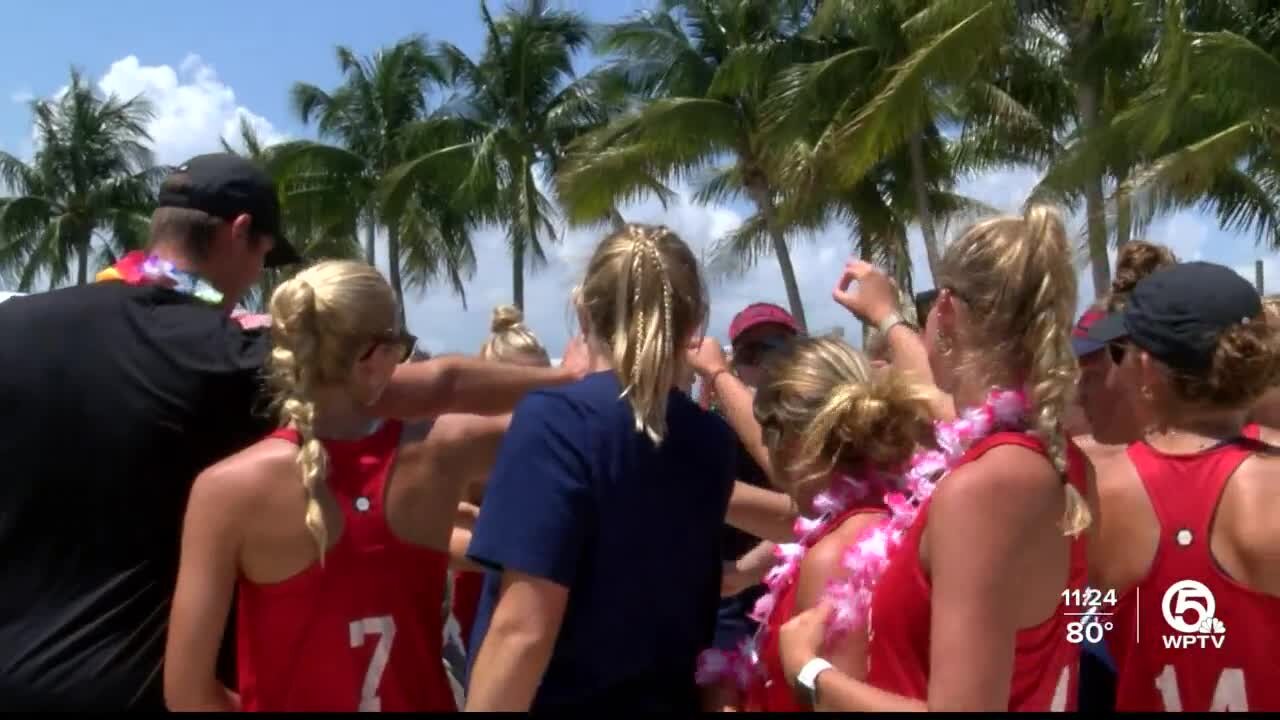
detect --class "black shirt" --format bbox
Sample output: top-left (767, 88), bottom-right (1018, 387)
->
top-left (0, 282), bottom-right (273, 711)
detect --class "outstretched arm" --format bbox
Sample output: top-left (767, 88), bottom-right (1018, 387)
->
top-left (164, 464), bottom-right (248, 711)
top-left (373, 356), bottom-right (581, 420)
top-left (725, 481), bottom-right (800, 543)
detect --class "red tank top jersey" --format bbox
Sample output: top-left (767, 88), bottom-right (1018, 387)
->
top-left (865, 432), bottom-right (1088, 711)
top-left (452, 569), bottom-right (483, 648)
top-left (235, 421), bottom-right (457, 712)
top-left (746, 501), bottom-right (888, 712)
top-left (1109, 425), bottom-right (1280, 712)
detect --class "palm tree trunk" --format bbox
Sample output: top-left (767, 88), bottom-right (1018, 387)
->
top-left (1115, 169), bottom-right (1133, 247)
top-left (514, 155), bottom-right (538, 311)
top-left (748, 183), bottom-right (807, 332)
top-left (77, 245), bottom-right (90, 285)
top-left (1078, 93), bottom-right (1110, 297)
top-left (387, 222), bottom-right (406, 327)
top-left (512, 243), bottom-right (525, 310)
top-left (364, 218), bottom-right (377, 267)
top-left (907, 134), bottom-right (943, 284)
top-left (1074, 17), bottom-right (1111, 298)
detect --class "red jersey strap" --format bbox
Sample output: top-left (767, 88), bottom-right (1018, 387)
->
top-left (267, 427), bottom-right (301, 444)
top-left (959, 430), bottom-right (1046, 466)
top-left (1127, 426), bottom-right (1266, 553)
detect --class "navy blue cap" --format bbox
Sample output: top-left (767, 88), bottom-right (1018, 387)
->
top-left (159, 153), bottom-right (300, 267)
top-left (1072, 307), bottom-right (1108, 357)
top-left (1088, 261), bottom-right (1261, 371)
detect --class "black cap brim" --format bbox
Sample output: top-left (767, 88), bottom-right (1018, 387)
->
top-left (264, 235), bottom-right (302, 268)
top-left (1086, 312), bottom-right (1129, 344)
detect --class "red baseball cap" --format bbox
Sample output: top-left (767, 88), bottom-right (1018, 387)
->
top-left (1072, 306), bottom-right (1107, 357)
top-left (729, 303), bottom-right (799, 344)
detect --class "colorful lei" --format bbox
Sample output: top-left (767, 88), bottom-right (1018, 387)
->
top-left (96, 251), bottom-right (224, 306)
top-left (695, 388), bottom-right (1030, 691)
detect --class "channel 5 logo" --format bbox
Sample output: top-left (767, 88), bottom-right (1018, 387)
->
top-left (1161, 579), bottom-right (1226, 650)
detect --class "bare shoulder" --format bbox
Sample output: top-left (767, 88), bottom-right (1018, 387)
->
top-left (1255, 424), bottom-right (1280, 446)
top-left (189, 437), bottom-right (298, 513)
top-left (1085, 443), bottom-right (1148, 516)
top-left (934, 443), bottom-right (1060, 516)
top-left (804, 512), bottom-right (887, 578)
top-left (796, 511), bottom-right (887, 609)
top-left (1224, 452), bottom-right (1280, 543)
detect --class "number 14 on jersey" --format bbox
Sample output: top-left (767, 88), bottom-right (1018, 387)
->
top-left (1063, 588), bottom-right (1117, 645)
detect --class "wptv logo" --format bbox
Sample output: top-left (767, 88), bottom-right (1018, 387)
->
top-left (1161, 579), bottom-right (1226, 650)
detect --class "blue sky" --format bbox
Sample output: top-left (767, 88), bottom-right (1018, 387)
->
top-left (2, 0), bottom-right (1276, 355)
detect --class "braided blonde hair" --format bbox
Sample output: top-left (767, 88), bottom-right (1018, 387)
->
top-left (937, 204), bottom-right (1091, 537)
top-left (479, 304), bottom-right (551, 366)
top-left (266, 260), bottom-right (399, 563)
top-left (578, 223), bottom-right (706, 444)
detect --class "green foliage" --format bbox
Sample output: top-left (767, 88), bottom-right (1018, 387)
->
top-left (4, 0), bottom-right (1278, 314)
top-left (0, 68), bottom-right (158, 289)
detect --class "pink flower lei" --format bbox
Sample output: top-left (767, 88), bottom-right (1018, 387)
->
top-left (695, 388), bottom-right (1030, 691)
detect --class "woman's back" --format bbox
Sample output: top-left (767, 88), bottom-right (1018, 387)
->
top-left (466, 371), bottom-right (736, 710)
top-left (1101, 430), bottom-right (1280, 712)
top-left (234, 421), bottom-right (456, 712)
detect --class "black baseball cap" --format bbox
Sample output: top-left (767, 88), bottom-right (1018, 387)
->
top-left (1088, 261), bottom-right (1262, 372)
top-left (158, 153), bottom-right (301, 267)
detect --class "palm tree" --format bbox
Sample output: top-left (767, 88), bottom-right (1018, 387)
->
top-left (1005, 0), bottom-right (1165, 294)
top-left (1110, 1), bottom-right (1280, 251)
top-left (219, 116), bottom-right (362, 310)
top-left (755, 0), bottom-right (1004, 293)
top-left (279, 34), bottom-right (474, 318)
top-left (0, 68), bottom-right (160, 289)
top-left (768, 0), bottom-right (1033, 284)
top-left (386, 0), bottom-right (599, 311)
top-left (557, 0), bottom-right (821, 329)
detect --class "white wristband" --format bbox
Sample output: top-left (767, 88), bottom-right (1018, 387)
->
top-left (795, 657), bottom-right (834, 706)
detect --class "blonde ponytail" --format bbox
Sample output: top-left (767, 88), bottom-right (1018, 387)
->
top-left (1020, 205), bottom-right (1091, 537)
top-left (937, 205), bottom-right (1092, 538)
top-left (579, 224), bottom-right (705, 445)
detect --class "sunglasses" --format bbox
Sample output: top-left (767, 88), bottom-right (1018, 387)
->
top-left (360, 328), bottom-right (418, 363)
top-left (1108, 341), bottom-right (1129, 366)
top-left (733, 336), bottom-right (790, 366)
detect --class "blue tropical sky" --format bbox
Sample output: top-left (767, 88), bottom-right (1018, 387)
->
top-left (2, 0), bottom-right (1275, 354)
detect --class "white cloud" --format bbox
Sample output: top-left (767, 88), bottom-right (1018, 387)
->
top-left (94, 54), bottom-right (287, 165)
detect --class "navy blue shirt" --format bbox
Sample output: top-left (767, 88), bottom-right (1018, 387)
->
top-left (465, 371), bottom-right (736, 711)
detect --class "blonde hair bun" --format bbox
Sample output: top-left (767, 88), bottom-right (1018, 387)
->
top-left (479, 304), bottom-right (551, 367)
top-left (490, 304), bottom-right (525, 333)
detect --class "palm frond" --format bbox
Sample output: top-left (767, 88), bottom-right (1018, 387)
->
top-left (828, 3), bottom-right (1007, 187)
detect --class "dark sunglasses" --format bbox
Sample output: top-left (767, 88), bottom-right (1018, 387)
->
top-left (360, 328), bottom-right (418, 363)
top-left (1108, 341), bottom-right (1129, 366)
top-left (733, 336), bottom-right (790, 366)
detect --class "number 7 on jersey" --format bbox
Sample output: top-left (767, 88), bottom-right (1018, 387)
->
top-left (349, 616), bottom-right (397, 712)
